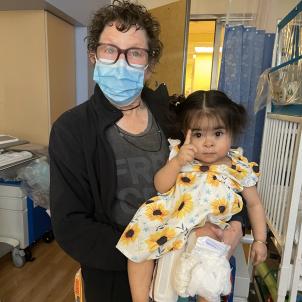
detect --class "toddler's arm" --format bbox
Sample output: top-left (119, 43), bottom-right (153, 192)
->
top-left (154, 130), bottom-right (197, 193)
top-left (242, 186), bottom-right (267, 265)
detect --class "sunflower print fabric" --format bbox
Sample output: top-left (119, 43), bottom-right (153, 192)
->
top-left (116, 140), bottom-right (259, 262)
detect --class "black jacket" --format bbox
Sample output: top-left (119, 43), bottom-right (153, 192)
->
top-left (49, 84), bottom-right (173, 271)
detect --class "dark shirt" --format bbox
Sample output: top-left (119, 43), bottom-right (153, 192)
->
top-left (106, 109), bottom-right (169, 226)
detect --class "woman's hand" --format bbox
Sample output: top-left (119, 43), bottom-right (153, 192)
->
top-left (223, 221), bottom-right (243, 258)
top-left (194, 221), bottom-right (243, 260)
top-left (250, 241), bottom-right (267, 266)
top-left (194, 222), bottom-right (223, 241)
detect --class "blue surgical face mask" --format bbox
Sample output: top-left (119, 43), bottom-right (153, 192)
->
top-left (93, 59), bottom-right (145, 107)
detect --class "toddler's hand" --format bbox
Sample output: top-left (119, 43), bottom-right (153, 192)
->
top-left (175, 130), bottom-right (197, 167)
top-left (250, 241), bottom-right (267, 265)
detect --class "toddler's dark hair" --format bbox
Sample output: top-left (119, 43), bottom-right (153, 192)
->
top-left (170, 90), bottom-right (247, 140)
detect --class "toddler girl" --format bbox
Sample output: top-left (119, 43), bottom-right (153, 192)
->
top-left (117, 90), bottom-right (267, 302)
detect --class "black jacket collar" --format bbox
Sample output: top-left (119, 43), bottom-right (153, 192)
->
top-left (89, 84), bottom-right (170, 135)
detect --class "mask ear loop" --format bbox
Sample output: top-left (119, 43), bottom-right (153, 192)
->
top-left (93, 54), bottom-right (99, 65)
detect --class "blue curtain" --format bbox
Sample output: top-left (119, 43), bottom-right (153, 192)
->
top-left (218, 25), bottom-right (275, 163)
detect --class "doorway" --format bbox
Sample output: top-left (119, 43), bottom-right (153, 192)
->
top-left (185, 20), bottom-right (224, 95)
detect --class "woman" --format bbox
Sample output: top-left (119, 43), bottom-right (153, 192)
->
top-left (49, 1), bottom-right (243, 302)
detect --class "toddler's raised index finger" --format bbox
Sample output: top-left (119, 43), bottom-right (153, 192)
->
top-left (184, 129), bottom-right (192, 145)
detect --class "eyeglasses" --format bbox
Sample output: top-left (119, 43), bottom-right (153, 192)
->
top-left (96, 43), bottom-right (149, 69)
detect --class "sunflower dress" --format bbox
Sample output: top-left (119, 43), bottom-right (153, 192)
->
top-left (116, 140), bottom-right (259, 263)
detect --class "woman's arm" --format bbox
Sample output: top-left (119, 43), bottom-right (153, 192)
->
top-left (194, 221), bottom-right (243, 259)
top-left (154, 130), bottom-right (197, 193)
top-left (49, 114), bottom-right (125, 270)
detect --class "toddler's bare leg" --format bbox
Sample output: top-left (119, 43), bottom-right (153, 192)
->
top-left (197, 297), bottom-right (208, 302)
top-left (128, 259), bottom-right (154, 302)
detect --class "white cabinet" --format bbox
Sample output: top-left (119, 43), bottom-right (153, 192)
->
top-left (0, 185), bottom-right (29, 250)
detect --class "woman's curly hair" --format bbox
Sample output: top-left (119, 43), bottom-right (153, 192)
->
top-left (86, 0), bottom-right (163, 67)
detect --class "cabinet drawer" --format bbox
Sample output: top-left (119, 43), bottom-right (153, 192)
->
top-left (0, 184), bottom-right (26, 198)
top-left (0, 196), bottom-right (27, 210)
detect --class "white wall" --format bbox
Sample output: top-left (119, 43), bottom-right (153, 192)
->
top-left (191, 0), bottom-right (260, 14)
top-left (75, 27), bottom-right (89, 104)
top-left (190, 0), bottom-right (299, 33)
top-left (0, 0), bottom-right (110, 26)
top-left (260, 0), bottom-right (300, 32)
top-left (46, 0), bottom-right (110, 26)
top-left (137, 0), bottom-right (177, 10)
top-left (139, 0), bottom-right (299, 33)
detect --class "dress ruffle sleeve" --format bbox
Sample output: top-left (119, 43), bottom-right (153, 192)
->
top-left (167, 138), bottom-right (181, 161)
top-left (228, 149), bottom-right (259, 188)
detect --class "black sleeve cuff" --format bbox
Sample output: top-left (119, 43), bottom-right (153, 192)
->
top-left (229, 211), bottom-right (244, 224)
top-left (228, 196), bottom-right (249, 236)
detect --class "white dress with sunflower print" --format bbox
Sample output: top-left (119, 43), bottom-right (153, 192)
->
top-left (116, 140), bottom-right (259, 262)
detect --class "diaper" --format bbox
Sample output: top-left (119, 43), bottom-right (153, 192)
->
top-left (173, 236), bottom-right (232, 302)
